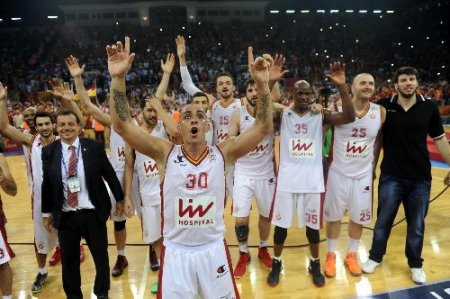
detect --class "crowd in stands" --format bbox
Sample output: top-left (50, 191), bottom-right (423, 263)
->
top-left (1, 1), bottom-right (449, 126)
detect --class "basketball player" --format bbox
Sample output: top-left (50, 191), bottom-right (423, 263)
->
top-left (122, 54), bottom-right (179, 294)
top-left (107, 37), bottom-right (272, 299)
top-left (267, 62), bottom-right (355, 288)
top-left (323, 73), bottom-right (385, 278)
top-left (190, 92), bottom-right (213, 145)
top-left (0, 81), bottom-right (84, 294)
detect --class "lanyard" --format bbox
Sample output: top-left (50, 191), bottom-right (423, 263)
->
top-left (61, 145), bottom-right (81, 176)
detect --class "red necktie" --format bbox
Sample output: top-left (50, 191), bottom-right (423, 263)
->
top-left (67, 145), bottom-right (78, 208)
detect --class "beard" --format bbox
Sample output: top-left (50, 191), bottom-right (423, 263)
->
top-left (398, 89), bottom-right (416, 99)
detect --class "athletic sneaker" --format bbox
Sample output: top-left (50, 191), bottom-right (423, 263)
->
top-left (324, 252), bottom-right (336, 278)
top-left (112, 255), bottom-right (128, 277)
top-left (267, 259), bottom-right (282, 287)
top-left (150, 281), bottom-right (158, 294)
top-left (411, 268), bottom-right (426, 284)
top-left (149, 247), bottom-right (160, 272)
top-left (345, 252), bottom-right (362, 276)
top-left (308, 259), bottom-right (325, 287)
top-left (49, 247), bottom-right (61, 266)
top-left (31, 272), bottom-right (48, 294)
top-left (233, 251), bottom-right (251, 278)
top-left (362, 259), bottom-right (380, 274)
top-left (258, 247), bottom-right (273, 269)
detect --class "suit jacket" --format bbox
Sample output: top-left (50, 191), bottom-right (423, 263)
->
top-left (41, 137), bottom-right (123, 229)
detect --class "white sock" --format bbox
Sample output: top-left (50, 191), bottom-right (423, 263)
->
top-left (348, 238), bottom-right (359, 252)
top-left (327, 238), bottom-right (337, 253)
top-left (260, 240), bottom-right (269, 248)
top-left (239, 244), bottom-right (249, 253)
top-left (118, 249), bottom-right (126, 256)
top-left (39, 267), bottom-right (48, 275)
top-left (311, 256), bottom-right (320, 262)
top-left (273, 256), bottom-right (281, 262)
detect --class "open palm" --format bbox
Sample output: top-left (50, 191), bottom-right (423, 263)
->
top-left (66, 55), bottom-right (85, 77)
top-left (327, 62), bottom-right (346, 86)
top-left (106, 37), bottom-right (135, 78)
top-left (0, 82), bottom-right (7, 100)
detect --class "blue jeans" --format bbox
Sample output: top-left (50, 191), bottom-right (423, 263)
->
top-left (369, 174), bottom-right (431, 268)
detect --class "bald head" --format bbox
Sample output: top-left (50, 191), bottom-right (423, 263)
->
top-left (351, 73), bottom-right (375, 100)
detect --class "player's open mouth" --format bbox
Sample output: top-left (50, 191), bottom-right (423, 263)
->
top-left (191, 127), bottom-right (198, 134)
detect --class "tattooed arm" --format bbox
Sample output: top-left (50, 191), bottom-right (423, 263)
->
top-left (218, 47), bottom-right (273, 166)
top-left (107, 37), bottom-right (172, 166)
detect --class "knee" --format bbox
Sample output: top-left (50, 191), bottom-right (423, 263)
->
top-left (273, 226), bottom-right (287, 245)
top-left (306, 227), bottom-right (320, 244)
top-left (114, 220), bottom-right (126, 232)
top-left (235, 224), bottom-right (249, 243)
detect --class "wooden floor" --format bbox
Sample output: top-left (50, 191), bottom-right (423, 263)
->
top-left (2, 154), bottom-right (450, 299)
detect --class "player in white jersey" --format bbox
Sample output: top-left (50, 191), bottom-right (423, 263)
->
top-left (0, 141), bottom-right (18, 299)
top-left (228, 78), bottom-right (279, 278)
top-left (65, 55), bottom-right (147, 276)
top-left (107, 38), bottom-right (273, 298)
top-left (21, 107), bottom-right (37, 195)
top-left (267, 62), bottom-right (355, 288)
top-left (323, 73), bottom-right (385, 278)
top-left (0, 81), bottom-right (85, 294)
top-left (122, 53), bottom-right (179, 294)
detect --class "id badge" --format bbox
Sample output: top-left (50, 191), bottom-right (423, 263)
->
top-left (68, 176), bottom-right (81, 193)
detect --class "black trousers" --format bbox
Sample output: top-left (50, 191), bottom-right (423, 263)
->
top-left (59, 210), bottom-right (110, 299)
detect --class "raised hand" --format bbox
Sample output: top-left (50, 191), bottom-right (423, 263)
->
top-left (268, 54), bottom-right (289, 83)
top-left (0, 82), bottom-right (7, 100)
top-left (175, 35), bottom-right (186, 58)
top-left (161, 53), bottom-right (175, 74)
top-left (327, 62), bottom-right (346, 87)
top-left (106, 36), bottom-right (136, 78)
top-left (48, 79), bottom-right (75, 101)
top-left (248, 47), bottom-right (270, 84)
top-left (65, 55), bottom-right (85, 78)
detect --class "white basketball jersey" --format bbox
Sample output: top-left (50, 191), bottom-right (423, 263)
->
top-left (109, 126), bottom-right (126, 173)
top-left (162, 145), bottom-right (226, 246)
top-left (23, 144), bottom-right (33, 195)
top-left (211, 99), bottom-right (243, 144)
top-left (234, 105), bottom-right (275, 179)
top-left (330, 103), bottom-right (382, 178)
top-left (277, 108), bottom-right (324, 193)
top-left (31, 135), bottom-right (59, 201)
top-left (134, 120), bottom-right (168, 207)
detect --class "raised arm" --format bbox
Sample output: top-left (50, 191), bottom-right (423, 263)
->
top-left (47, 79), bottom-right (86, 128)
top-left (0, 82), bottom-right (33, 146)
top-left (323, 62), bottom-right (355, 125)
top-left (219, 47), bottom-right (273, 165)
top-left (107, 37), bottom-right (172, 165)
top-left (0, 154), bottom-right (17, 196)
top-left (66, 55), bottom-right (111, 127)
top-left (176, 35), bottom-right (202, 96)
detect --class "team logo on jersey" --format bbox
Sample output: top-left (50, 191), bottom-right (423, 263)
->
top-left (363, 185), bottom-right (371, 193)
top-left (174, 155), bottom-right (186, 166)
top-left (275, 212), bottom-right (282, 220)
top-left (245, 115), bottom-right (250, 121)
top-left (268, 178), bottom-right (275, 184)
top-left (176, 196), bottom-right (216, 228)
top-left (216, 130), bottom-right (228, 141)
top-left (143, 160), bottom-right (159, 177)
top-left (0, 248), bottom-right (4, 260)
top-left (369, 113), bottom-right (376, 119)
top-left (250, 142), bottom-right (269, 157)
top-left (209, 151), bottom-right (216, 161)
top-left (289, 138), bottom-right (315, 158)
top-left (116, 147), bottom-right (126, 161)
top-left (345, 139), bottom-right (369, 159)
top-left (216, 264), bottom-right (229, 278)
top-left (287, 112), bottom-right (293, 117)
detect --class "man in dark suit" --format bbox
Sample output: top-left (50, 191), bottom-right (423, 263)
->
top-left (42, 109), bottom-right (124, 299)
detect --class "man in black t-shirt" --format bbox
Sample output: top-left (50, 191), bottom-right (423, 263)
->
top-left (361, 67), bottom-right (450, 285)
